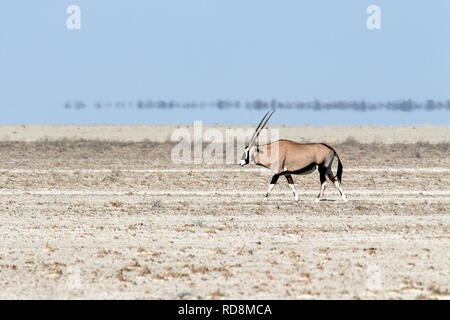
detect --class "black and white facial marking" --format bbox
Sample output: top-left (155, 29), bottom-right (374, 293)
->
top-left (239, 146), bottom-right (250, 166)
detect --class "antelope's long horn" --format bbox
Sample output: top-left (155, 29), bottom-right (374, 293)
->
top-left (250, 110), bottom-right (275, 146)
top-left (248, 111), bottom-right (270, 145)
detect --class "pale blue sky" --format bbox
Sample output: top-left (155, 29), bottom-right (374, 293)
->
top-left (0, 1), bottom-right (449, 125)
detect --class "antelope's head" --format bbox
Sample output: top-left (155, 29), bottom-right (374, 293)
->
top-left (239, 110), bottom-right (274, 166)
top-left (239, 145), bottom-right (251, 166)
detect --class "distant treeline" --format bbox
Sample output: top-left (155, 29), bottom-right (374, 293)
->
top-left (65, 99), bottom-right (450, 111)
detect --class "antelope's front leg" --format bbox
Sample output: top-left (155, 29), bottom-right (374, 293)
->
top-left (285, 174), bottom-right (299, 201)
top-left (265, 174), bottom-right (280, 200)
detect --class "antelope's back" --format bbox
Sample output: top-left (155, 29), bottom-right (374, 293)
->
top-left (272, 140), bottom-right (334, 166)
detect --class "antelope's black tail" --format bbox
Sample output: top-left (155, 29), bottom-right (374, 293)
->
top-left (320, 143), bottom-right (343, 184)
top-left (336, 153), bottom-right (343, 184)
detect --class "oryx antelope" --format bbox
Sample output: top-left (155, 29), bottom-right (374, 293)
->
top-left (239, 111), bottom-right (348, 202)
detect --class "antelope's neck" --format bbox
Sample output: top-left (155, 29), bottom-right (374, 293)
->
top-left (253, 146), bottom-right (270, 169)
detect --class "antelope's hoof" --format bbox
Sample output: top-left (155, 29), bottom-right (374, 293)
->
top-left (342, 197), bottom-right (348, 202)
top-left (264, 197), bottom-right (269, 201)
top-left (314, 198), bottom-right (320, 202)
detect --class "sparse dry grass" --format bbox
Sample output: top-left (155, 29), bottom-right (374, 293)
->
top-left (0, 135), bottom-right (448, 299)
top-left (0, 139), bottom-right (448, 170)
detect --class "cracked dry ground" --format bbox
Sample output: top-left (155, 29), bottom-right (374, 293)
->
top-left (0, 141), bottom-right (448, 299)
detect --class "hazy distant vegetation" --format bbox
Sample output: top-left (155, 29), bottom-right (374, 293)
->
top-left (65, 99), bottom-right (450, 112)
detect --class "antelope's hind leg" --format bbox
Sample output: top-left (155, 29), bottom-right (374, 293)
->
top-left (265, 174), bottom-right (280, 201)
top-left (285, 174), bottom-right (299, 201)
top-left (315, 165), bottom-right (327, 202)
top-left (327, 171), bottom-right (348, 202)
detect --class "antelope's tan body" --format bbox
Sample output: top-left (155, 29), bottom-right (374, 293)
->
top-left (254, 140), bottom-right (335, 175)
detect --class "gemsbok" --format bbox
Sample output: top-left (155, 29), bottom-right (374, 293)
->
top-left (239, 111), bottom-right (348, 202)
